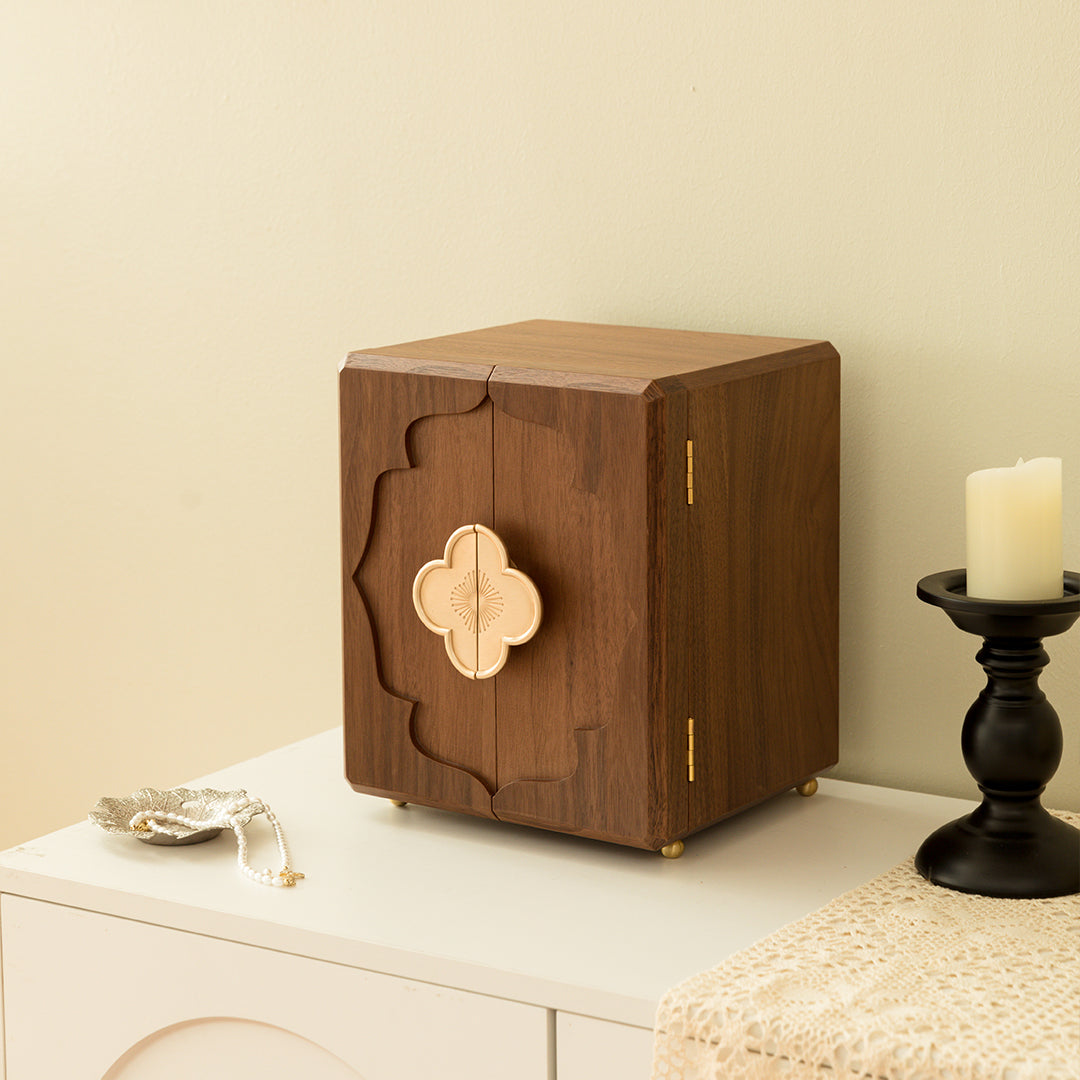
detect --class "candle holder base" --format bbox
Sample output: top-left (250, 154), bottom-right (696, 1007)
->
top-left (916, 570), bottom-right (1080, 899)
top-left (914, 799), bottom-right (1079, 899)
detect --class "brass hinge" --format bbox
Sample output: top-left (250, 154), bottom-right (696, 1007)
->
top-left (686, 440), bottom-right (694, 505)
top-left (687, 716), bottom-right (695, 782)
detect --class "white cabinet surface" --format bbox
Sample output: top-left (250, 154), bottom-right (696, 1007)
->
top-left (0, 728), bottom-right (981, 1079)
top-left (3, 895), bottom-right (548, 1080)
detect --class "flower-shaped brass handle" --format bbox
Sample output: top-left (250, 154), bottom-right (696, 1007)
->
top-left (412, 524), bottom-right (542, 680)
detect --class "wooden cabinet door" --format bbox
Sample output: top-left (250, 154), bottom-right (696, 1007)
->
top-left (487, 370), bottom-right (684, 849)
top-left (340, 356), bottom-right (497, 816)
top-left (342, 358), bottom-right (689, 849)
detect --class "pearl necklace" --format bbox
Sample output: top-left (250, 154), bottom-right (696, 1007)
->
top-left (130, 794), bottom-right (304, 887)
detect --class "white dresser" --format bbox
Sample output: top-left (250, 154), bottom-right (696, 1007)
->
top-left (0, 730), bottom-right (979, 1079)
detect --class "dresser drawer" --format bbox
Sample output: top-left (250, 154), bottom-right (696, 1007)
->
top-left (1, 895), bottom-right (548, 1080)
top-left (556, 1012), bottom-right (653, 1080)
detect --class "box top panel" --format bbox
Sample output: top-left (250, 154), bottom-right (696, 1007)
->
top-left (354, 319), bottom-right (832, 382)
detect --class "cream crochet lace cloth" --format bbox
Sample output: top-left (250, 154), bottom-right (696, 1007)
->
top-left (652, 811), bottom-right (1079, 1080)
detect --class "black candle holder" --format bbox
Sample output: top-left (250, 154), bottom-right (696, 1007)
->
top-left (915, 569), bottom-right (1080, 898)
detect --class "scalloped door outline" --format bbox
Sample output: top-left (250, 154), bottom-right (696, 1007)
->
top-left (343, 358), bottom-right (654, 844)
top-left (341, 360), bottom-right (495, 818)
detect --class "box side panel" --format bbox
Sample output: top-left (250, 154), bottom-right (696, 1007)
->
top-left (340, 362), bottom-right (497, 816)
top-left (646, 383), bottom-right (690, 847)
top-left (488, 373), bottom-right (655, 847)
top-left (687, 348), bottom-right (840, 831)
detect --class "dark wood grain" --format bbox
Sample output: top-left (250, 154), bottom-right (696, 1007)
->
top-left (491, 728), bottom-right (614, 844)
top-left (358, 402), bottom-right (497, 790)
top-left (364, 320), bottom-right (832, 382)
top-left (340, 357), bottom-right (496, 816)
top-left (340, 323), bottom-right (840, 850)
top-left (649, 377), bottom-right (690, 847)
top-left (487, 371), bottom-right (655, 846)
top-left (686, 348), bottom-right (840, 832)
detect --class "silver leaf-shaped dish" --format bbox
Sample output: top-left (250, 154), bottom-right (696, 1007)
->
top-left (89, 787), bottom-right (258, 845)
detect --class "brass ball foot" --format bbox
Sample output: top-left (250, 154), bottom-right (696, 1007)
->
top-left (390, 799), bottom-right (408, 807)
top-left (660, 840), bottom-right (685, 859)
top-left (795, 778), bottom-right (818, 797)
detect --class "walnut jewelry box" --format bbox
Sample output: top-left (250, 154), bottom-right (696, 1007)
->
top-left (339, 320), bottom-right (839, 856)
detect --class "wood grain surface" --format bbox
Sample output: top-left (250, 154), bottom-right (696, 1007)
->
top-left (364, 319), bottom-right (831, 382)
top-left (340, 323), bottom-right (840, 849)
top-left (358, 402), bottom-right (497, 789)
top-left (685, 347), bottom-right (840, 832)
top-left (340, 357), bottom-right (496, 815)
top-left (487, 371), bottom-right (657, 847)
top-left (649, 377), bottom-right (691, 847)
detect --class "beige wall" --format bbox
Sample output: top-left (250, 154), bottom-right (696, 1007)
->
top-left (2, 1), bottom-right (1078, 850)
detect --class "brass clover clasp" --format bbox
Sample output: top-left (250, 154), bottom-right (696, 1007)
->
top-left (412, 525), bottom-right (542, 680)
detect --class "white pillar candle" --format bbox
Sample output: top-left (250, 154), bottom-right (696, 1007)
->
top-left (966, 457), bottom-right (1063, 600)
